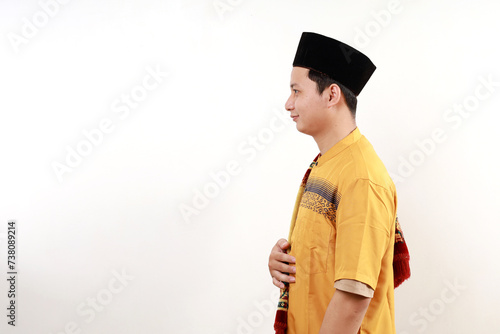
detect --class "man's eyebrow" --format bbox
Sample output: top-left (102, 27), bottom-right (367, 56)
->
top-left (290, 83), bottom-right (299, 89)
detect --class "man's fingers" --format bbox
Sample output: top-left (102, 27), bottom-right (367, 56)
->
top-left (274, 252), bottom-right (296, 264)
top-left (272, 272), bottom-right (296, 286)
top-left (269, 256), bottom-right (296, 274)
top-left (277, 238), bottom-right (291, 251)
top-left (277, 262), bottom-right (296, 274)
top-left (272, 277), bottom-right (284, 289)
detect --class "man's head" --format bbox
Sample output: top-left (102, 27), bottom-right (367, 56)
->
top-left (286, 32), bottom-right (376, 137)
top-left (292, 32), bottom-right (376, 97)
top-left (285, 66), bottom-right (348, 136)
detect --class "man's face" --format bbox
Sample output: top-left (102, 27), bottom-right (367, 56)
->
top-left (285, 67), bottom-right (329, 136)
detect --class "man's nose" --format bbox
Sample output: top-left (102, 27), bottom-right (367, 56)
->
top-left (285, 95), bottom-right (294, 111)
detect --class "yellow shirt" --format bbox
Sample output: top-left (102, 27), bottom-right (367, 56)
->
top-left (288, 128), bottom-right (397, 334)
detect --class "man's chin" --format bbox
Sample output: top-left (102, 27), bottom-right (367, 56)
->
top-left (295, 124), bottom-right (310, 136)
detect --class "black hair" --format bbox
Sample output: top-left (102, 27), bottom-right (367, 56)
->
top-left (307, 69), bottom-right (358, 118)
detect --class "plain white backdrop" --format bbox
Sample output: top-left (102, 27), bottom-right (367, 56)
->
top-left (1, 0), bottom-right (499, 333)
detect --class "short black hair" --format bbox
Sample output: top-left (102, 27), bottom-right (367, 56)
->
top-left (307, 69), bottom-right (358, 118)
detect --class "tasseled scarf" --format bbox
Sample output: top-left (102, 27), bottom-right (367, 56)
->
top-left (274, 154), bottom-right (410, 334)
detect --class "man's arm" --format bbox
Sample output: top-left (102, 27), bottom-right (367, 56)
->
top-left (318, 289), bottom-right (371, 334)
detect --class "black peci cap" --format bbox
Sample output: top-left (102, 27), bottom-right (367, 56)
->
top-left (293, 32), bottom-right (376, 96)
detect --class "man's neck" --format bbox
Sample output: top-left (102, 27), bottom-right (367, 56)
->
top-left (314, 122), bottom-right (357, 155)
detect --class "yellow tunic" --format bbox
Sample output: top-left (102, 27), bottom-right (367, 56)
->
top-left (288, 128), bottom-right (397, 334)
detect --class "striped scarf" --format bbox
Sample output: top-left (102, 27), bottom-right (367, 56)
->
top-left (274, 154), bottom-right (411, 334)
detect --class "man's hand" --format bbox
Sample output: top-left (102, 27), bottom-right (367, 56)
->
top-left (268, 239), bottom-right (296, 289)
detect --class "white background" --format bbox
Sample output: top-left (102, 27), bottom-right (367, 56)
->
top-left (1, 0), bottom-right (499, 333)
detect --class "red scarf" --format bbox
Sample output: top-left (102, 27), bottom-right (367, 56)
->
top-left (274, 154), bottom-right (410, 334)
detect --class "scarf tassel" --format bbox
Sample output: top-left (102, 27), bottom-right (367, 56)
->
top-left (393, 238), bottom-right (411, 288)
top-left (274, 285), bottom-right (289, 334)
top-left (274, 310), bottom-right (287, 334)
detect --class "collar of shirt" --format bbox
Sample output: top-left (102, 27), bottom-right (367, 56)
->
top-left (316, 127), bottom-right (362, 167)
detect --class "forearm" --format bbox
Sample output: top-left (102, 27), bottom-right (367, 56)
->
top-left (319, 289), bottom-right (371, 334)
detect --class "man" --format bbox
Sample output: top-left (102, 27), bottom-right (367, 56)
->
top-left (268, 32), bottom-right (400, 333)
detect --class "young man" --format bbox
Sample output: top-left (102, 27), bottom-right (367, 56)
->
top-left (268, 32), bottom-right (398, 333)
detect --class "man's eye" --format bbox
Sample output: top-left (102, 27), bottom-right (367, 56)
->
top-left (294, 90), bottom-right (298, 94)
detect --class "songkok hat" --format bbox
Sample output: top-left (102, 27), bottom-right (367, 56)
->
top-left (293, 32), bottom-right (376, 96)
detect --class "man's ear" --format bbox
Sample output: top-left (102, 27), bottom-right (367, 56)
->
top-left (326, 84), bottom-right (342, 107)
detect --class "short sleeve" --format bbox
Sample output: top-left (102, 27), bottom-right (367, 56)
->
top-left (334, 178), bottom-right (395, 290)
top-left (334, 279), bottom-right (374, 298)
